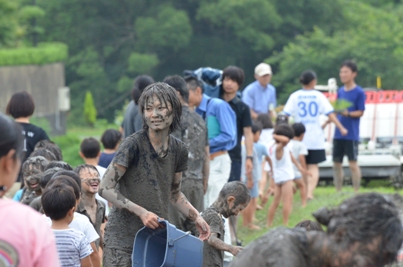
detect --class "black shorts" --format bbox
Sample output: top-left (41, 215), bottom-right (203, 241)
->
top-left (333, 139), bottom-right (359, 162)
top-left (305, 149), bottom-right (326, 164)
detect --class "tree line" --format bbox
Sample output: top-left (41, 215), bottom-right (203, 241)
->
top-left (1, 0), bottom-right (402, 122)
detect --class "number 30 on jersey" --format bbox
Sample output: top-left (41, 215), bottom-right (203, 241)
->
top-left (298, 101), bottom-right (318, 117)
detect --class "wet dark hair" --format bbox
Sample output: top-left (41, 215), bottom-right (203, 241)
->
top-left (274, 124), bottom-right (294, 140)
top-left (80, 137), bottom-right (101, 158)
top-left (222, 66), bottom-right (245, 86)
top-left (292, 123), bottom-right (306, 137)
top-left (184, 76), bottom-right (204, 93)
top-left (34, 140), bottom-right (63, 161)
top-left (6, 91), bottom-right (35, 118)
top-left (299, 70), bottom-right (317, 85)
top-left (52, 170), bottom-right (82, 192)
top-left (163, 75), bottom-right (189, 103)
top-left (45, 161), bottom-right (73, 171)
top-left (219, 181), bottom-right (251, 207)
top-left (40, 167), bottom-right (63, 189)
top-left (29, 148), bottom-right (57, 162)
top-left (48, 174), bottom-right (81, 199)
top-left (313, 193), bottom-right (403, 265)
top-left (42, 183), bottom-right (76, 220)
top-left (0, 113), bottom-right (23, 160)
top-left (22, 156), bottom-right (49, 173)
top-left (100, 129), bottom-right (122, 149)
top-left (139, 82), bottom-right (182, 134)
top-left (132, 75), bottom-right (155, 104)
top-left (340, 60), bottom-right (358, 73)
top-left (295, 220), bottom-right (323, 231)
top-left (251, 122), bottom-right (263, 135)
top-left (257, 114), bottom-right (273, 129)
top-left (275, 113), bottom-right (289, 125)
top-left (74, 164), bottom-right (100, 177)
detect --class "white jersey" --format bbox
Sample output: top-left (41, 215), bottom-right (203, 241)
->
top-left (268, 144), bottom-right (294, 184)
top-left (283, 89), bottom-right (333, 150)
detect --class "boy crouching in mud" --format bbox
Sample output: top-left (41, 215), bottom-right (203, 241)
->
top-left (202, 181), bottom-right (251, 267)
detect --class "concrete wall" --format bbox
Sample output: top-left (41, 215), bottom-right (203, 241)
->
top-left (0, 63), bottom-right (66, 135)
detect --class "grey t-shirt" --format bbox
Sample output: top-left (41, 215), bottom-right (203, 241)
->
top-left (172, 106), bottom-right (208, 180)
top-left (29, 196), bottom-right (42, 213)
top-left (290, 139), bottom-right (308, 178)
top-left (229, 228), bottom-right (310, 267)
top-left (122, 100), bottom-right (143, 138)
top-left (104, 130), bottom-right (188, 251)
top-left (202, 207), bottom-right (225, 267)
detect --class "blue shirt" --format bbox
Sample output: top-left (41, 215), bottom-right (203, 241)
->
top-left (196, 94), bottom-right (237, 153)
top-left (334, 85), bottom-right (366, 141)
top-left (98, 152), bottom-right (116, 168)
top-left (241, 143), bottom-right (268, 182)
top-left (242, 81), bottom-right (277, 113)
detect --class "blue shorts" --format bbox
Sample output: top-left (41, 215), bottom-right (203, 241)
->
top-left (248, 180), bottom-right (259, 198)
top-left (294, 176), bottom-right (302, 180)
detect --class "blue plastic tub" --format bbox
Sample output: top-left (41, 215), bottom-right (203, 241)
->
top-left (132, 220), bottom-right (203, 267)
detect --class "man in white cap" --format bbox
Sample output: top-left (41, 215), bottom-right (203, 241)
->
top-left (242, 63), bottom-right (277, 119)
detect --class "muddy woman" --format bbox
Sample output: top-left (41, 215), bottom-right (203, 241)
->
top-left (99, 82), bottom-right (210, 266)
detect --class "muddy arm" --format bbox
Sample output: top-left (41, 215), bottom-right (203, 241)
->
top-left (208, 233), bottom-right (242, 256)
top-left (99, 163), bottom-right (148, 218)
top-left (170, 172), bottom-right (210, 240)
top-left (202, 146), bottom-right (210, 194)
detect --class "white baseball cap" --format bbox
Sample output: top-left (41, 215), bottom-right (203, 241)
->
top-left (255, 63), bottom-right (272, 76)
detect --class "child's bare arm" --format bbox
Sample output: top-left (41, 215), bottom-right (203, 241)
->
top-left (265, 156), bottom-right (273, 175)
top-left (89, 243), bottom-right (100, 267)
top-left (322, 119), bottom-right (330, 129)
top-left (299, 154), bottom-right (307, 171)
top-left (273, 134), bottom-right (290, 144)
top-left (81, 255), bottom-right (93, 267)
top-left (290, 152), bottom-right (304, 174)
top-left (170, 172), bottom-right (210, 241)
top-left (99, 163), bottom-right (159, 229)
top-left (208, 233), bottom-right (243, 256)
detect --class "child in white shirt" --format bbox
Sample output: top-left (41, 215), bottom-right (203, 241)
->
top-left (265, 124), bottom-right (296, 227)
top-left (290, 123), bottom-right (308, 207)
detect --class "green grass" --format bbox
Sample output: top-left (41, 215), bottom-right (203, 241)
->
top-left (237, 186), bottom-right (402, 245)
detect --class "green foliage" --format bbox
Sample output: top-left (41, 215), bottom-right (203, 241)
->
top-left (83, 91), bottom-right (97, 127)
top-left (0, 42), bottom-right (68, 66)
top-left (0, 0), bottom-right (19, 47)
top-left (135, 6), bottom-right (192, 53)
top-left (52, 134), bottom-right (82, 167)
top-left (331, 99), bottom-right (353, 112)
top-left (18, 5), bottom-right (46, 38)
top-left (128, 52), bottom-right (159, 74)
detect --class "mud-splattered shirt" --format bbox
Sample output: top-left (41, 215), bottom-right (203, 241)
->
top-left (172, 106), bottom-right (208, 180)
top-left (104, 130), bottom-right (188, 251)
top-left (229, 228), bottom-right (310, 267)
top-left (202, 207), bottom-right (225, 267)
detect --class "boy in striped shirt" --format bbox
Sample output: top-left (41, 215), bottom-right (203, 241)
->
top-left (42, 182), bottom-right (93, 267)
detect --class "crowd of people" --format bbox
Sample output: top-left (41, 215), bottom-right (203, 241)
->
top-left (1, 60), bottom-right (401, 267)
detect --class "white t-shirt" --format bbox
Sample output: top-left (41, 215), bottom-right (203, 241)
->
top-left (283, 89), bottom-right (333, 150)
top-left (268, 144), bottom-right (294, 184)
top-left (45, 212), bottom-right (99, 244)
top-left (289, 140), bottom-right (308, 178)
top-left (258, 128), bottom-right (274, 146)
top-left (53, 228), bottom-right (93, 267)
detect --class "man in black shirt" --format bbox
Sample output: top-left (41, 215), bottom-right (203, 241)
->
top-left (220, 66), bottom-right (253, 183)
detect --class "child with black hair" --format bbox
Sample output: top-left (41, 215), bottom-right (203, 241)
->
top-left (99, 129), bottom-right (122, 168)
top-left (34, 140), bottom-right (63, 161)
top-left (45, 161), bottom-right (73, 171)
top-left (241, 122), bottom-right (272, 230)
top-left (30, 148), bottom-right (57, 162)
top-left (42, 183), bottom-right (93, 267)
top-left (202, 181), bottom-right (251, 267)
top-left (294, 220), bottom-right (323, 231)
top-left (79, 137), bottom-right (106, 178)
top-left (265, 124), bottom-right (297, 226)
top-left (290, 123), bottom-right (308, 207)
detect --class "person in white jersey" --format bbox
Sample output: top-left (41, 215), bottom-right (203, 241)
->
top-left (283, 70), bottom-right (347, 200)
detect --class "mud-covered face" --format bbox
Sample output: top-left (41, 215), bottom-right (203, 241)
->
top-left (144, 94), bottom-right (173, 132)
top-left (79, 168), bottom-right (101, 194)
top-left (23, 168), bottom-right (42, 192)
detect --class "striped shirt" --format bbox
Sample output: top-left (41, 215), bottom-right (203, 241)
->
top-left (53, 228), bottom-right (93, 267)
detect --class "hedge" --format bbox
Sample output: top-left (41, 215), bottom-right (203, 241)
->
top-left (0, 42), bottom-right (68, 66)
